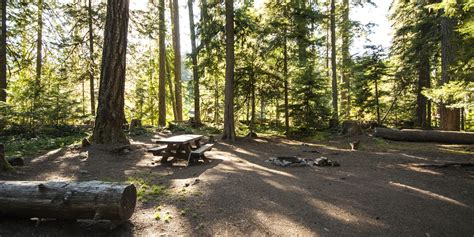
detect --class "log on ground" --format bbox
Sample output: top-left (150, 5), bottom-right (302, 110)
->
top-left (0, 181), bottom-right (136, 220)
top-left (374, 128), bottom-right (474, 144)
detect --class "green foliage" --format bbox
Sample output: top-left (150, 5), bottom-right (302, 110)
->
top-left (423, 81), bottom-right (474, 109)
top-left (352, 46), bottom-right (388, 120)
top-left (290, 65), bottom-right (331, 129)
top-left (0, 126), bottom-right (87, 157)
top-left (127, 176), bottom-right (167, 202)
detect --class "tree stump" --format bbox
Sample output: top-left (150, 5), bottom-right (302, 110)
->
top-left (0, 181), bottom-right (137, 220)
top-left (341, 120), bottom-right (362, 136)
top-left (0, 144), bottom-right (13, 172)
top-left (129, 119), bottom-right (142, 131)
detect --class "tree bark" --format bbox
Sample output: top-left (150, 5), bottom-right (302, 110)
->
top-left (374, 77), bottom-right (380, 125)
top-left (0, 144), bottom-right (13, 172)
top-left (166, 56), bottom-right (177, 120)
top-left (88, 0), bottom-right (96, 116)
top-left (222, 0), bottom-right (235, 140)
top-left (283, 29), bottom-right (289, 135)
top-left (250, 73), bottom-right (255, 132)
top-left (439, 14), bottom-right (460, 131)
top-left (92, 0), bottom-right (130, 144)
top-left (340, 0), bottom-right (350, 118)
top-left (416, 49), bottom-right (430, 128)
top-left (188, 0), bottom-right (200, 124)
top-left (0, 0), bottom-right (6, 102)
top-left (158, 0), bottom-right (167, 126)
top-left (0, 181), bottom-right (136, 220)
top-left (374, 128), bottom-right (474, 144)
top-left (330, 0), bottom-right (338, 124)
top-left (171, 0), bottom-right (183, 121)
top-left (34, 0), bottom-right (43, 108)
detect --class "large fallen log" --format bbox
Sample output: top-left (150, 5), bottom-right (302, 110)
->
top-left (0, 181), bottom-right (137, 220)
top-left (374, 128), bottom-right (474, 144)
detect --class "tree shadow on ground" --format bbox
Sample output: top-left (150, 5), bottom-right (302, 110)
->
top-left (153, 137), bottom-right (474, 235)
top-left (0, 135), bottom-right (473, 236)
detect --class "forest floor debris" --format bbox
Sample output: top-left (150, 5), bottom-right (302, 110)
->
top-left (0, 133), bottom-right (473, 236)
top-left (266, 156), bottom-right (340, 167)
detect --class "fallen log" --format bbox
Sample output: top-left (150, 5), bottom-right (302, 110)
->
top-left (374, 128), bottom-right (474, 144)
top-left (0, 181), bottom-right (136, 220)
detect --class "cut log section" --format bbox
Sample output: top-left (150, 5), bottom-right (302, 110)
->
top-left (374, 128), bottom-right (474, 144)
top-left (0, 181), bottom-right (137, 220)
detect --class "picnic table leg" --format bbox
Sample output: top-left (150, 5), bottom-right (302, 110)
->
top-left (194, 140), bottom-right (201, 149)
top-left (160, 144), bottom-right (175, 163)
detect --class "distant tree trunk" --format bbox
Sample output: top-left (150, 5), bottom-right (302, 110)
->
top-left (416, 49), bottom-right (430, 128)
top-left (295, 0), bottom-right (307, 66)
top-left (340, 0), bottom-right (350, 118)
top-left (92, 0), bottom-right (130, 145)
top-left (188, 0), bottom-right (200, 124)
top-left (0, 0), bottom-right (6, 102)
top-left (283, 29), bottom-right (289, 135)
top-left (88, 0), bottom-right (96, 116)
top-left (148, 48), bottom-right (155, 126)
top-left (34, 0), bottom-right (43, 108)
top-left (158, 0), bottom-right (166, 126)
top-left (439, 15), bottom-right (460, 131)
top-left (250, 73), bottom-right (255, 133)
top-left (325, 0), bottom-right (330, 79)
top-left (214, 77), bottom-right (219, 125)
top-left (222, 0), bottom-right (235, 140)
top-left (171, 0), bottom-right (183, 121)
top-left (374, 77), bottom-right (380, 125)
top-left (165, 57), bottom-right (177, 120)
top-left (276, 99), bottom-right (280, 127)
top-left (330, 0), bottom-right (338, 124)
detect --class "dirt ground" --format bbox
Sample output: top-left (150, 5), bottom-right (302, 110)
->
top-left (0, 132), bottom-right (473, 236)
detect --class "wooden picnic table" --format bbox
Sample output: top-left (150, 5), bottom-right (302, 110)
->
top-left (154, 134), bottom-right (204, 163)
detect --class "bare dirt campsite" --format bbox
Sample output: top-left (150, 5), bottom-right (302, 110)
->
top-left (1, 0), bottom-right (473, 236)
top-left (1, 130), bottom-right (473, 236)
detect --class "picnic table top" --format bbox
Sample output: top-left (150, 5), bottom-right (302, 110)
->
top-left (155, 134), bottom-right (203, 144)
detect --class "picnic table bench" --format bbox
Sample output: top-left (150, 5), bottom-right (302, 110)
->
top-left (147, 134), bottom-right (214, 165)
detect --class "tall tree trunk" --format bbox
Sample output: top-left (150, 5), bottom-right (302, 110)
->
top-left (222, 0), bottom-right (235, 140)
top-left (439, 14), bottom-right (460, 131)
top-left (330, 0), bottom-right (338, 125)
top-left (88, 0), bottom-right (96, 116)
top-left (188, 0), bottom-right (200, 124)
top-left (250, 73), bottom-right (255, 132)
top-left (158, 0), bottom-right (166, 126)
top-left (0, 0), bottom-right (6, 102)
top-left (416, 49), bottom-right (430, 128)
top-left (166, 57), bottom-right (177, 120)
top-left (283, 29), bottom-right (289, 135)
top-left (148, 47), bottom-right (155, 126)
top-left (92, 0), bottom-right (130, 145)
top-left (340, 0), bottom-right (350, 118)
top-left (325, 0), bottom-right (330, 79)
top-left (34, 0), bottom-right (43, 109)
top-left (295, 0), bottom-right (307, 66)
top-left (171, 0), bottom-right (183, 121)
top-left (214, 77), bottom-right (219, 125)
top-left (374, 77), bottom-right (380, 125)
